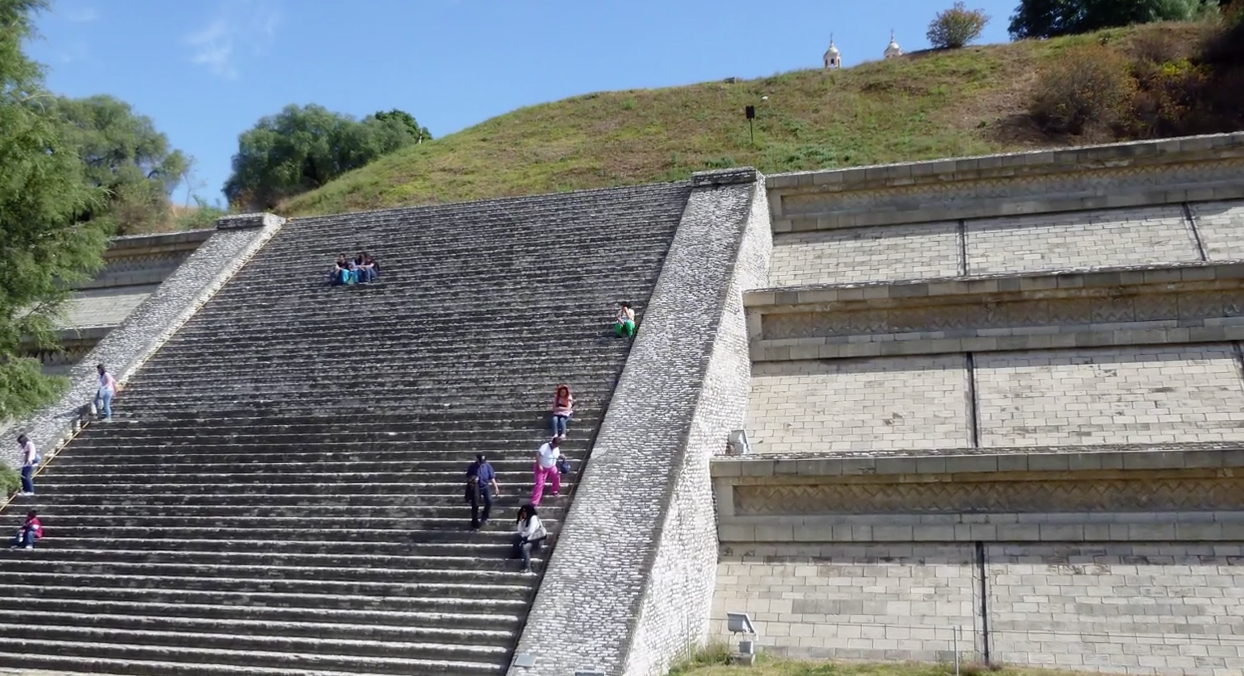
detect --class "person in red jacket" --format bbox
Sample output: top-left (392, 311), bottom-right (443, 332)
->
top-left (11, 511), bottom-right (41, 550)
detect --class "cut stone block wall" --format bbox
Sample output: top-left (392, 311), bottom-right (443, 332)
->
top-left (713, 545), bottom-right (980, 662)
top-left (767, 133), bottom-right (1244, 232)
top-left (769, 222), bottom-right (960, 287)
top-left (508, 170), bottom-right (771, 676)
top-left (975, 345), bottom-right (1244, 448)
top-left (987, 544), bottom-right (1244, 675)
top-left (965, 206), bottom-right (1201, 275)
top-left (712, 543), bottom-right (1244, 674)
top-left (2, 214), bottom-right (285, 469)
top-left (748, 357), bottom-right (971, 454)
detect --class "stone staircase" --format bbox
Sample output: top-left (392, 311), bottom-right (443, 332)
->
top-left (0, 183), bottom-right (691, 675)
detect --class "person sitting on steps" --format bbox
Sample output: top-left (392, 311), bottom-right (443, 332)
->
top-left (513, 504), bottom-right (547, 575)
top-left (531, 436), bottom-right (561, 506)
top-left (95, 364), bottom-right (117, 420)
top-left (354, 251), bottom-right (379, 284)
top-left (550, 384), bottom-right (573, 439)
top-left (11, 510), bottom-right (41, 550)
top-left (614, 302), bottom-right (636, 338)
top-left (465, 453), bottom-right (501, 530)
top-left (16, 434), bottom-right (38, 497)
top-left (327, 254), bottom-right (350, 285)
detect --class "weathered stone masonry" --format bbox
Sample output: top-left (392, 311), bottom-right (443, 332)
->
top-left (508, 168), bottom-right (771, 676)
top-left (2, 213), bottom-right (285, 470)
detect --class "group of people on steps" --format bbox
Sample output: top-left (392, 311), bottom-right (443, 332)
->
top-left (466, 384), bottom-right (573, 574)
top-left (467, 301), bottom-right (640, 573)
top-left (326, 252), bottom-right (380, 286)
top-left (7, 296), bottom-right (640, 576)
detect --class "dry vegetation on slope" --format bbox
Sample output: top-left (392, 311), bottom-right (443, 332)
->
top-left (280, 22), bottom-right (1226, 217)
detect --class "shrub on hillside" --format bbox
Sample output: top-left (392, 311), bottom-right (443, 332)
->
top-left (1029, 44), bottom-right (1136, 135)
top-left (0, 465), bottom-right (18, 497)
top-left (927, 2), bottom-right (990, 49)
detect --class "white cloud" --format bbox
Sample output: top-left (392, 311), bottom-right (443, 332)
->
top-left (62, 7), bottom-right (99, 23)
top-left (184, 1), bottom-right (281, 80)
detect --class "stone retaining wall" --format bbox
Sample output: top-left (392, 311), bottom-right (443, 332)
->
top-left (766, 133), bottom-right (1244, 232)
top-left (2, 214), bottom-right (285, 469)
top-left (508, 169), bottom-right (771, 676)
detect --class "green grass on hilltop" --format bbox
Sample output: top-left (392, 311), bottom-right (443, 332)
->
top-left (281, 23), bottom-right (1210, 217)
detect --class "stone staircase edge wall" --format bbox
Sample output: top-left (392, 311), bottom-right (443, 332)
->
top-left (2, 215), bottom-right (286, 469)
top-left (621, 177), bottom-right (773, 676)
top-left (507, 177), bottom-right (772, 676)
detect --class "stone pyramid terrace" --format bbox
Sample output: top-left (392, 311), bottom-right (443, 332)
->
top-left (0, 181), bottom-right (703, 675)
top-left (6, 134), bottom-right (1244, 676)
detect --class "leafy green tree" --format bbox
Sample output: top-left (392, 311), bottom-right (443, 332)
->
top-left (223, 104), bottom-right (431, 210)
top-left (1009, 0), bottom-right (1214, 38)
top-left (0, 0), bottom-right (111, 420)
top-left (50, 95), bottom-right (190, 235)
top-left (928, 2), bottom-right (991, 48)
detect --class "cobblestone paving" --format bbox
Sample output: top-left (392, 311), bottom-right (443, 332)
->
top-left (966, 206), bottom-right (1200, 275)
top-left (769, 222), bottom-right (960, 286)
top-left (976, 345), bottom-right (1244, 448)
top-left (747, 356), bottom-right (971, 453)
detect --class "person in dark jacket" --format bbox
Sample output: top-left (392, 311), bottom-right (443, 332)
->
top-left (465, 454), bottom-right (501, 530)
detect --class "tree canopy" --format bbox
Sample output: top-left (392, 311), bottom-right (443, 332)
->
top-left (1008, 0), bottom-right (1220, 39)
top-left (223, 104), bottom-right (432, 210)
top-left (50, 95), bottom-right (190, 235)
top-left (0, 0), bottom-right (111, 420)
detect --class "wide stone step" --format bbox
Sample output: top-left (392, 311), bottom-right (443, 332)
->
top-left (36, 471), bottom-right (573, 487)
top-left (47, 459), bottom-right (573, 474)
top-left (0, 548), bottom-right (532, 572)
top-left (17, 494), bottom-right (557, 510)
top-left (36, 525), bottom-right (531, 545)
top-left (0, 571), bottom-right (534, 601)
top-left (0, 559), bottom-right (521, 586)
top-left (14, 503), bottom-right (564, 521)
top-left (0, 622), bottom-right (510, 663)
top-left (0, 582), bottom-right (529, 614)
top-left (1, 610), bottom-right (514, 647)
top-left (0, 637), bottom-right (505, 676)
top-left (38, 537), bottom-right (535, 557)
top-left (0, 598), bottom-right (519, 632)
top-left (28, 481), bottom-right (571, 498)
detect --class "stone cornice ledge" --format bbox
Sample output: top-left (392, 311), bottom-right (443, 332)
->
top-left (710, 441), bottom-right (1244, 478)
top-left (744, 260), bottom-right (1244, 310)
top-left (766, 133), bottom-right (1244, 193)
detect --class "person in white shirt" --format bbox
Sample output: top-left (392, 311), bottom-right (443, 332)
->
top-left (16, 435), bottom-right (38, 497)
top-left (95, 363), bottom-right (117, 419)
top-left (530, 436), bottom-right (562, 506)
top-left (513, 504), bottom-right (547, 574)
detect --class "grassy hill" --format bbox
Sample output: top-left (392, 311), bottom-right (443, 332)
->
top-left (280, 23), bottom-right (1216, 217)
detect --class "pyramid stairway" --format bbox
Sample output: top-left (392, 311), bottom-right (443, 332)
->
top-left (0, 183), bottom-right (692, 675)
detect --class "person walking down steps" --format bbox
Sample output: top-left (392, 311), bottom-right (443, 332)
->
top-left (465, 453), bottom-right (501, 530)
top-left (531, 436), bottom-right (562, 506)
top-left (513, 504), bottom-right (547, 575)
top-left (95, 363), bottom-right (117, 420)
top-left (550, 384), bottom-right (573, 439)
top-left (16, 434), bottom-right (39, 497)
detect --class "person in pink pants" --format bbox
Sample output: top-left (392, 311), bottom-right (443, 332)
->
top-left (531, 436), bottom-right (562, 506)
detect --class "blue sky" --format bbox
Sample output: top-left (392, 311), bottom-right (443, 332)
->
top-left (28, 0), bottom-right (1022, 205)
